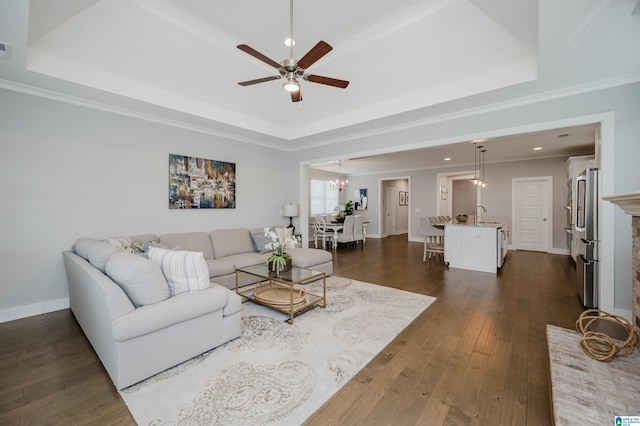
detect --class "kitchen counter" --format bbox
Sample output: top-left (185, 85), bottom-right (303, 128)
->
top-left (445, 221), bottom-right (506, 228)
top-left (444, 222), bottom-right (508, 273)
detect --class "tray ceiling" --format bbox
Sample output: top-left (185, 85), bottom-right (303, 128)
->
top-left (0, 0), bottom-right (638, 153)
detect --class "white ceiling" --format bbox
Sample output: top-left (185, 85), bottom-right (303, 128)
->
top-left (0, 0), bottom-right (638, 170)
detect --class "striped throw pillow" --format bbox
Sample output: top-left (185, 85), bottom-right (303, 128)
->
top-left (147, 247), bottom-right (210, 296)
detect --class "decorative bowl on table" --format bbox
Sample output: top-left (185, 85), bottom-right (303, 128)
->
top-left (456, 214), bottom-right (469, 223)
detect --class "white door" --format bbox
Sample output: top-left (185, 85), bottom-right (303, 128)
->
top-left (385, 187), bottom-right (396, 236)
top-left (513, 177), bottom-right (552, 252)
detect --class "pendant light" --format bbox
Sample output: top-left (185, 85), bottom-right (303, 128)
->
top-left (329, 161), bottom-right (350, 191)
top-left (470, 144), bottom-right (488, 187)
top-left (471, 145), bottom-right (482, 185)
top-left (480, 148), bottom-right (488, 187)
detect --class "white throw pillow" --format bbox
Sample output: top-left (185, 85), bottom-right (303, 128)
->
top-left (77, 239), bottom-right (121, 273)
top-left (105, 252), bottom-right (170, 307)
top-left (147, 247), bottom-right (210, 296)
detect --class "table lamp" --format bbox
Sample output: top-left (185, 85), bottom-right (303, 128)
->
top-left (283, 203), bottom-right (299, 234)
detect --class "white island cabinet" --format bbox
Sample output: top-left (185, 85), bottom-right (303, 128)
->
top-left (444, 223), bottom-right (506, 273)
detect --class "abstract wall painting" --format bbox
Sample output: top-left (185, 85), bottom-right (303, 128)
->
top-left (169, 154), bottom-right (236, 209)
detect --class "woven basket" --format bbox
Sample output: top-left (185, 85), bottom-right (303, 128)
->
top-left (575, 309), bottom-right (638, 362)
top-left (254, 285), bottom-right (306, 307)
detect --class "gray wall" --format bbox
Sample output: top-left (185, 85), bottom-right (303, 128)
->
top-left (0, 89), bottom-right (295, 318)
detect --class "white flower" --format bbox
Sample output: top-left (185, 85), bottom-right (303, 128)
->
top-left (264, 227), bottom-right (297, 256)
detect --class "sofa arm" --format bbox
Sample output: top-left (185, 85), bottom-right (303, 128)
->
top-left (112, 285), bottom-right (229, 342)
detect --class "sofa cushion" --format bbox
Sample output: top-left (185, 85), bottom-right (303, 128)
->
top-left (74, 237), bottom-right (96, 259)
top-left (205, 259), bottom-right (236, 278)
top-left (218, 253), bottom-right (271, 269)
top-left (210, 229), bottom-right (255, 258)
top-left (147, 248), bottom-right (210, 296)
top-left (75, 238), bottom-right (121, 273)
top-left (105, 252), bottom-right (170, 307)
top-left (158, 232), bottom-right (214, 259)
top-left (112, 284), bottom-right (230, 342)
top-left (287, 247), bottom-right (333, 269)
top-left (250, 230), bottom-right (273, 254)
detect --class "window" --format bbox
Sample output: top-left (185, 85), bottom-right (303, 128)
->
top-left (310, 179), bottom-right (339, 215)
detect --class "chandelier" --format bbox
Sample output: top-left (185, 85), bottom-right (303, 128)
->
top-left (470, 144), bottom-right (488, 187)
top-left (329, 161), bottom-right (350, 192)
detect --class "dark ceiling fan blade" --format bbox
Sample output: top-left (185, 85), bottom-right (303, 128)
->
top-left (290, 90), bottom-right (302, 103)
top-left (237, 76), bottom-right (281, 86)
top-left (297, 41), bottom-right (332, 70)
top-left (305, 74), bottom-right (349, 89)
top-left (237, 44), bottom-right (281, 69)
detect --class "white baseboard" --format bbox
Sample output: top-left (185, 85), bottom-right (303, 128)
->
top-left (0, 297), bottom-right (70, 324)
top-left (549, 248), bottom-right (571, 255)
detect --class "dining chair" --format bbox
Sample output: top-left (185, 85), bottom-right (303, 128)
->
top-left (353, 215), bottom-right (364, 245)
top-left (421, 217), bottom-right (444, 261)
top-left (337, 215), bottom-right (357, 248)
top-left (312, 216), bottom-right (332, 250)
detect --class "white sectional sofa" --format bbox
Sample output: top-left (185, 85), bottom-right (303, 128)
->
top-left (62, 227), bottom-right (332, 390)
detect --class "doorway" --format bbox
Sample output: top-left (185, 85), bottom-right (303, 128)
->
top-left (452, 179), bottom-right (477, 218)
top-left (437, 172), bottom-right (480, 218)
top-left (380, 177), bottom-right (410, 237)
top-left (385, 187), bottom-right (395, 236)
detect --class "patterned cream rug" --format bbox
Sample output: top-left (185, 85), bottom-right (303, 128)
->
top-left (119, 276), bottom-right (436, 425)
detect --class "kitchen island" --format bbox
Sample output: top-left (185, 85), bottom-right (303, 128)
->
top-left (444, 221), bottom-right (508, 273)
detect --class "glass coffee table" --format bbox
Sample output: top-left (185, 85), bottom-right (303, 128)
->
top-left (235, 264), bottom-right (326, 324)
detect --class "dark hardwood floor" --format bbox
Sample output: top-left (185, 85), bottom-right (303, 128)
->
top-left (0, 235), bottom-right (583, 425)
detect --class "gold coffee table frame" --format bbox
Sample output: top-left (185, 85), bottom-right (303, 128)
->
top-left (235, 264), bottom-right (326, 324)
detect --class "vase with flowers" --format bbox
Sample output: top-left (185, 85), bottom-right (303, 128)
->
top-left (264, 227), bottom-right (298, 274)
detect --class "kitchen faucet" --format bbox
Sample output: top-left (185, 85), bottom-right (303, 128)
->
top-left (476, 205), bottom-right (487, 225)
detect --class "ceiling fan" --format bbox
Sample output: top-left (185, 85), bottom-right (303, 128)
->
top-left (236, 0), bottom-right (349, 103)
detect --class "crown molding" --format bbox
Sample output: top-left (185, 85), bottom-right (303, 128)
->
top-left (603, 192), bottom-right (640, 216)
top-left (1, 72), bottom-right (639, 153)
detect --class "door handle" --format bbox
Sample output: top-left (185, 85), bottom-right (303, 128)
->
top-left (543, 218), bottom-right (547, 221)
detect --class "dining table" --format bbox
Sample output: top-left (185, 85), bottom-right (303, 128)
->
top-left (322, 220), bottom-right (370, 250)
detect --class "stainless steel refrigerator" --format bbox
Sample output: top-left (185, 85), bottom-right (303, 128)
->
top-left (575, 168), bottom-right (598, 308)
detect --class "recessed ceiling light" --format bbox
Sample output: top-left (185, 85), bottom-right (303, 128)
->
top-left (533, 147), bottom-right (543, 151)
top-left (444, 157), bottom-right (451, 161)
top-left (285, 38), bottom-right (295, 47)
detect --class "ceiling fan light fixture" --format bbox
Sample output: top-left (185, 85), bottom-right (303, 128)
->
top-left (283, 78), bottom-right (300, 92)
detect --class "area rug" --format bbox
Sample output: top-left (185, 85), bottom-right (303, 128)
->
top-left (120, 276), bottom-right (436, 425)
